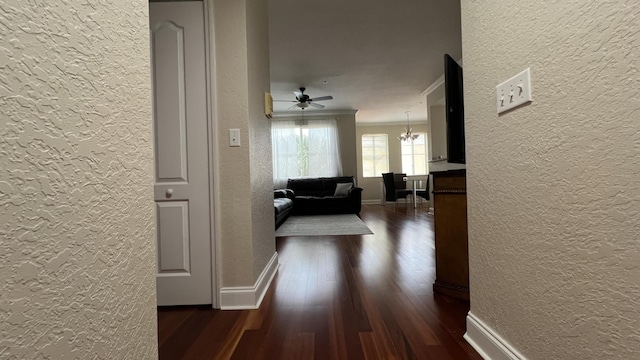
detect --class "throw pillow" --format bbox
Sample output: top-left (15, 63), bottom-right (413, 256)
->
top-left (334, 183), bottom-right (352, 197)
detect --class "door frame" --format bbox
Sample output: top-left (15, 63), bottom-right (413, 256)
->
top-left (203, 0), bottom-right (220, 309)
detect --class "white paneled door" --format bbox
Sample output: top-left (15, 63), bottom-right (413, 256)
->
top-left (150, 2), bottom-right (212, 306)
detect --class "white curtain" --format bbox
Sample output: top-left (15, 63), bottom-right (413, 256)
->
top-left (272, 120), bottom-right (298, 189)
top-left (272, 118), bottom-right (343, 188)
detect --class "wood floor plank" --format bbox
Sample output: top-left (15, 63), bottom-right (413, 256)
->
top-left (359, 331), bottom-right (383, 360)
top-left (158, 307), bottom-right (216, 360)
top-left (211, 311), bottom-right (251, 359)
top-left (179, 310), bottom-right (242, 359)
top-left (350, 271), bottom-right (403, 359)
top-left (229, 329), bottom-right (265, 360)
top-left (281, 332), bottom-right (315, 360)
top-left (327, 296), bottom-right (346, 360)
top-left (158, 204), bottom-right (482, 360)
top-left (157, 307), bottom-right (198, 347)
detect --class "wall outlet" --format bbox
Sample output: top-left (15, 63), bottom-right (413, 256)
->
top-left (496, 68), bottom-right (532, 114)
top-left (229, 128), bottom-right (240, 147)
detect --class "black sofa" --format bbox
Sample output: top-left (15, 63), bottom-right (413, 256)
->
top-left (287, 176), bottom-right (363, 215)
top-left (274, 189), bottom-right (294, 228)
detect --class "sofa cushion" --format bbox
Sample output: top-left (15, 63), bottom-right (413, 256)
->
top-left (293, 195), bottom-right (357, 215)
top-left (274, 197), bottom-right (293, 215)
top-left (288, 176), bottom-right (356, 197)
top-left (286, 176), bottom-right (362, 215)
top-left (321, 176), bottom-right (355, 194)
top-left (334, 182), bottom-right (352, 196)
top-left (274, 196), bottom-right (294, 229)
top-left (287, 178), bottom-right (325, 197)
top-left (274, 189), bottom-right (295, 199)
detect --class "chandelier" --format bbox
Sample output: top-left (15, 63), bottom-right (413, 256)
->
top-left (398, 111), bottom-right (419, 142)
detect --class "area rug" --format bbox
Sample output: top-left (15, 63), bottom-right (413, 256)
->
top-left (275, 214), bottom-right (374, 237)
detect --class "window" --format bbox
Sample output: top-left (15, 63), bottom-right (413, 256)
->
top-left (361, 134), bottom-right (389, 177)
top-left (272, 119), bottom-right (342, 188)
top-left (401, 133), bottom-right (427, 175)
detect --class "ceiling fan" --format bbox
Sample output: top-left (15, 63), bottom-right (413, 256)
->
top-left (275, 87), bottom-right (333, 109)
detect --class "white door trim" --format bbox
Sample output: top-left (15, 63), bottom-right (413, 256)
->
top-left (203, 0), bottom-right (220, 309)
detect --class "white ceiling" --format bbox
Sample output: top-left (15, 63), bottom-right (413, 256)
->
top-left (268, 0), bottom-right (462, 124)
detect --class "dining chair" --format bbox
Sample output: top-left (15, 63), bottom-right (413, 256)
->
top-left (382, 172), bottom-right (413, 206)
top-left (415, 174), bottom-right (430, 205)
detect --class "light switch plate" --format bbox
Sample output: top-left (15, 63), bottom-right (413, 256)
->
top-left (229, 128), bottom-right (240, 147)
top-left (496, 68), bottom-right (532, 114)
top-left (264, 92), bottom-right (273, 119)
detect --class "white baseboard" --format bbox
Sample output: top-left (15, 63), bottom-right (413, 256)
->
top-left (361, 199), bottom-right (382, 205)
top-left (219, 252), bottom-right (279, 310)
top-left (464, 312), bottom-right (527, 360)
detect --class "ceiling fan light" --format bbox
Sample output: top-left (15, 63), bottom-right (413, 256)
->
top-left (297, 102), bottom-right (309, 109)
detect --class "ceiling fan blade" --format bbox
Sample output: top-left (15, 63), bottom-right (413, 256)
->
top-left (294, 90), bottom-right (303, 100)
top-left (287, 104), bottom-right (299, 110)
top-left (308, 102), bottom-right (325, 109)
top-left (310, 95), bottom-right (333, 101)
top-left (273, 100), bottom-right (297, 102)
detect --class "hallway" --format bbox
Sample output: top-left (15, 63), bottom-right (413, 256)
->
top-left (158, 204), bottom-right (480, 359)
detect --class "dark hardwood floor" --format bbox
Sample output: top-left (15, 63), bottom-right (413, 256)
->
top-left (158, 204), bottom-right (481, 360)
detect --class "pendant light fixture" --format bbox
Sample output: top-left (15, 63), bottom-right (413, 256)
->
top-left (398, 111), bottom-right (419, 142)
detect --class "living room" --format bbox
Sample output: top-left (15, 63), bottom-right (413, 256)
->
top-left (270, 111), bottom-right (431, 206)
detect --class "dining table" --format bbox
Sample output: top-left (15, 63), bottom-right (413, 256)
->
top-left (405, 178), bottom-right (428, 208)
top-left (380, 177), bottom-right (428, 208)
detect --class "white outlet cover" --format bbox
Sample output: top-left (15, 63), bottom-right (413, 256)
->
top-left (496, 68), bottom-right (532, 114)
top-left (229, 128), bottom-right (240, 147)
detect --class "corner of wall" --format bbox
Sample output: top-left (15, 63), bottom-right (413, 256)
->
top-left (464, 312), bottom-right (528, 360)
top-left (219, 252), bottom-right (279, 309)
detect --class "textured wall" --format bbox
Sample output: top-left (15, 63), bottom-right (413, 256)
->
top-left (0, 0), bottom-right (157, 359)
top-left (461, 1), bottom-right (639, 359)
top-left (212, 0), bottom-right (275, 287)
top-left (213, 0), bottom-right (253, 288)
top-left (247, 0), bottom-right (277, 279)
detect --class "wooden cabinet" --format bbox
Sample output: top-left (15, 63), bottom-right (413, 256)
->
top-left (432, 169), bottom-right (469, 300)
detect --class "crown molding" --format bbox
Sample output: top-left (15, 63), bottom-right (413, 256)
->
top-left (421, 57), bottom-right (462, 97)
top-left (356, 121), bottom-right (427, 127)
top-left (422, 75), bottom-right (445, 97)
top-left (271, 109), bottom-right (358, 119)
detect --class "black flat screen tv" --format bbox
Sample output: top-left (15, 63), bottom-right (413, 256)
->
top-left (444, 54), bottom-right (465, 164)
